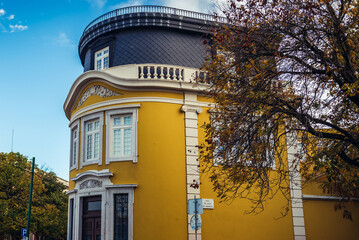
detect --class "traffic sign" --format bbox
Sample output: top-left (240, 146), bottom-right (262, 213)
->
top-left (21, 228), bottom-right (27, 237)
top-left (190, 215), bottom-right (202, 230)
top-left (188, 198), bottom-right (203, 215)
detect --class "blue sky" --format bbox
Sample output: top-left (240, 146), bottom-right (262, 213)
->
top-left (0, 0), bottom-right (217, 179)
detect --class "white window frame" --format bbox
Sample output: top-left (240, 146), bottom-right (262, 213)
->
top-left (106, 108), bottom-right (138, 164)
top-left (80, 112), bottom-right (103, 168)
top-left (94, 46), bottom-right (109, 70)
top-left (69, 120), bottom-right (79, 171)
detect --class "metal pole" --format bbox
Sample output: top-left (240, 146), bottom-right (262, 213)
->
top-left (26, 157), bottom-right (35, 240)
top-left (194, 196), bottom-right (197, 240)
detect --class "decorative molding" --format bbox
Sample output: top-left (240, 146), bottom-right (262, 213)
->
top-left (71, 170), bottom-right (113, 182)
top-left (181, 105), bottom-right (203, 114)
top-left (65, 189), bottom-right (78, 195)
top-left (105, 184), bottom-right (138, 189)
top-left (79, 179), bottom-right (103, 189)
top-left (76, 85), bottom-right (121, 108)
top-left (64, 69), bottom-right (209, 120)
top-left (302, 194), bottom-right (359, 202)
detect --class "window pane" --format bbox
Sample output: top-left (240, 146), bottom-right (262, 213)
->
top-left (124, 129), bottom-right (132, 155)
top-left (96, 60), bottom-right (101, 70)
top-left (114, 117), bottom-right (121, 126)
top-left (124, 116), bottom-right (132, 125)
top-left (87, 122), bottom-right (93, 131)
top-left (88, 201), bottom-right (101, 211)
top-left (73, 141), bottom-right (77, 165)
top-left (104, 57), bottom-right (109, 69)
top-left (114, 194), bottom-right (128, 240)
top-left (87, 135), bottom-right (93, 159)
top-left (114, 130), bottom-right (121, 156)
top-left (94, 133), bottom-right (99, 159)
top-left (94, 121), bottom-right (99, 130)
top-left (97, 52), bottom-right (102, 57)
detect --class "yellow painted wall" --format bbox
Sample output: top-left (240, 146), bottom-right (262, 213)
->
top-left (197, 107), bottom-right (294, 240)
top-left (69, 85), bottom-right (188, 239)
top-left (68, 81), bottom-right (359, 240)
top-left (303, 200), bottom-right (359, 240)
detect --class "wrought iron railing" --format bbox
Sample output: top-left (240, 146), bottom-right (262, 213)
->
top-left (83, 5), bottom-right (225, 33)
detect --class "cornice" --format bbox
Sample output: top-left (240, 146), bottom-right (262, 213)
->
top-left (64, 69), bottom-right (206, 120)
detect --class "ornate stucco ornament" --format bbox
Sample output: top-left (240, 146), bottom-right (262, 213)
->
top-left (76, 85), bottom-right (121, 108)
top-left (79, 179), bottom-right (103, 189)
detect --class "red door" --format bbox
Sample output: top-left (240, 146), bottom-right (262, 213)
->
top-left (82, 196), bottom-right (101, 240)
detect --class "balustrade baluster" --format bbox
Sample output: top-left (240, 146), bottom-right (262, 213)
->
top-left (139, 66), bottom-right (144, 79)
top-left (172, 68), bottom-right (177, 80)
top-left (147, 66), bottom-right (152, 78)
top-left (160, 67), bottom-right (164, 79)
top-left (178, 69), bottom-right (183, 81)
top-left (154, 66), bottom-right (158, 78)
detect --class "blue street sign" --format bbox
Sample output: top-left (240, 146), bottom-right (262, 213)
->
top-left (188, 198), bottom-right (203, 215)
top-left (190, 215), bottom-right (202, 230)
top-left (21, 228), bottom-right (27, 237)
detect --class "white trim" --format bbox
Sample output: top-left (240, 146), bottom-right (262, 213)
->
top-left (302, 194), bottom-right (359, 201)
top-left (71, 169), bottom-right (113, 182)
top-left (70, 98), bottom-right (214, 124)
top-left (69, 120), bottom-right (80, 171)
top-left (70, 103), bottom-right (141, 125)
top-left (105, 184), bottom-right (138, 189)
top-left (287, 132), bottom-right (306, 240)
top-left (80, 112), bottom-right (104, 168)
top-left (105, 108), bottom-right (138, 164)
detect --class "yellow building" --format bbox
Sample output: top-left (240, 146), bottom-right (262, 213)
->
top-left (64, 6), bottom-right (359, 240)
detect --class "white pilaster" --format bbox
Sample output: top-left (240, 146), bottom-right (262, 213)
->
top-left (182, 92), bottom-right (202, 240)
top-left (287, 132), bottom-right (306, 240)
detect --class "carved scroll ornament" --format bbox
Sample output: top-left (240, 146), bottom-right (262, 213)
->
top-left (79, 179), bottom-right (103, 189)
top-left (76, 85), bottom-right (121, 108)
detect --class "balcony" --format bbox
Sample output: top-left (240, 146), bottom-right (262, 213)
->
top-left (102, 63), bottom-right (206, 83)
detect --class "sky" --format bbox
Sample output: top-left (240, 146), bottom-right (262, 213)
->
top-left (0, 0), bottom-right (221, 180)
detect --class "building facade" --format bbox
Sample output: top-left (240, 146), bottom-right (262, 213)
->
top-left (64, 6), bottom-right (359, 240)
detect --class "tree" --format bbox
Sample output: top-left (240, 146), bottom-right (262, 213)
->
top-left (0, 152), bottom-right (67, 239)
top-left (198, 0), bottom-right (359, 216)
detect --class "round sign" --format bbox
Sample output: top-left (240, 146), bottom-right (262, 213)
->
top-left (190, 215), bottom-right (202, 230)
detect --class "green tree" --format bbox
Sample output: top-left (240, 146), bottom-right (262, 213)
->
top-left (199, 0), bottom-right (359, 216)
top-left (0, 152), bottom-right (67, 239)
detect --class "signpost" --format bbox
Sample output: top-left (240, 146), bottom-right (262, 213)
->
top-left (188, 196), bottom-right (203, 240)
top-left (21, 228), bottom-right (27, 239)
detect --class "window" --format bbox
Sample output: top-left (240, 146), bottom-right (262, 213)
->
top-left (70, 121), bottom-right (79, 170)
top-left (81, 113), bottom-right (103, 167)
top-left (114, 194), bottom-right (129, 240)
top-left (106, 109), bottom-right (138, 163)
top-left (85, 119), bottom-right (100, 160)
top-left (94, 47), bottom-right (109, 70)
top-left (68, 198), bottom-right (74, 240)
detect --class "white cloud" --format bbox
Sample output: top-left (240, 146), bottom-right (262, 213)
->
top-left (160, 0), bottom-right (216, 13)
top-left (7, 14), bottom-right (14, 20)
top-left (55, 32), bottom-right (75, 48)
top-left (109, 0), bottom-right (144, 10)
top-left (87, 0), bottom-right (107, 8)
top-left (9, 24), bottom-right (28, 32)
top-left (0, 8), bottom-right (5, 16)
